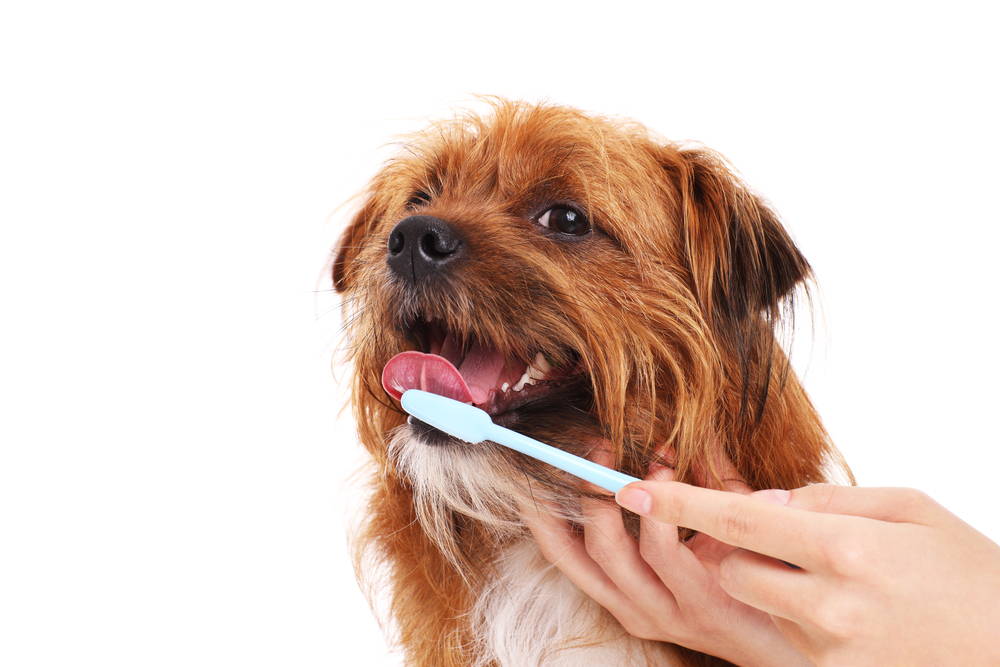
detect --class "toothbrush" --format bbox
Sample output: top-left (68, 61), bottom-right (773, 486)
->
top-left (400, 389), bottom-right (640, 493)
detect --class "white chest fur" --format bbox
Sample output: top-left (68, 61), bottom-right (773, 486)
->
top-left (471, 540), bottom-right (679, 667)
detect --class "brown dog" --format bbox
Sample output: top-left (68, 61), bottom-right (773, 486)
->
top-left (333, 99), bottom-right (849, 666)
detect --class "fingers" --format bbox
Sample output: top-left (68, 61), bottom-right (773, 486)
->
top-left (785, 484), bottom-right (946, 525)
top-left (717, 548), bottom-right (821, 622)
top-left (616, 480), bottom-right (841, 569)
top-left (637, 464), bottom-right (680, 565)
top-left (638, 463), bottom-right (711, 605)
top-left (579, 450), bottom-right (679, 614)
top-left (519, 496), bottom-right (635, 615)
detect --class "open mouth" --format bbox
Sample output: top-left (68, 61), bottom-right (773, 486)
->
top-left (381, 317), bottom-right (584, 421)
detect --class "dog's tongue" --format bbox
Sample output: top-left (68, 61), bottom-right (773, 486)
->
top-left (381, 342), bottom-right (506, 405)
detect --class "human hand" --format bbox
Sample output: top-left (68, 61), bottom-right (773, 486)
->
top-left (615, 480), bottom-right (1000, 666)
top-left (519, 446), bottom-right (810, 667)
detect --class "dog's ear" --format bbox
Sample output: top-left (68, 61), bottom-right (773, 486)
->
top-left (332, 195), bottom-right (378, 293)
top-left (674, 148), bottom-right (810, 328)
top-left (668, 147), bottom-right (811, 424)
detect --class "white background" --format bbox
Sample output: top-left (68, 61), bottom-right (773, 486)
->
top-left (2, 2), bottom-right (997, 665)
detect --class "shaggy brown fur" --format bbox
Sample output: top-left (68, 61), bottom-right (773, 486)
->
top-left (333, 99), bottom-right (850, 666)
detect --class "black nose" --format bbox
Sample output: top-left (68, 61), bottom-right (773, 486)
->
top-left (386, 215), bottom-right (464, 284)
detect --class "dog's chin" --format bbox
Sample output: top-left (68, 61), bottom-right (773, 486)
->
top-left (386, 422), bottom-right (531, 569)
top-left (387, 381), bottom-right (594, 568)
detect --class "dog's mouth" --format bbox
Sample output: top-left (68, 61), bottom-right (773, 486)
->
top-left (381, 317), bottom-right (584, 423)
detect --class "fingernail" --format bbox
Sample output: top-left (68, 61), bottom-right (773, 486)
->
top-left (616, 486), bottom-right (652, 515)
top-left (751, 489), bottom-right (790, 505)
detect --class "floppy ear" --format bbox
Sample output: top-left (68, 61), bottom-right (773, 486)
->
top-left (676, 148), bottom-right (810, 331)
top-left (332, 196), bottom-right (378, 293)
top-left (672, 148), bottom-right (811, 422)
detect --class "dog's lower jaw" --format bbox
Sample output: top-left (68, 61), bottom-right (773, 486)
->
top-left (388, 428), bottom-right (685, 666)
top-left (474, 539), bottom-right (683, 667)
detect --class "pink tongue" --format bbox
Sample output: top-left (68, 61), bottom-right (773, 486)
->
top-left (381, 342), bottom-right (507, 405)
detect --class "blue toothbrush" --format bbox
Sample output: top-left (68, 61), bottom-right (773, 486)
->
top-left (400, 389), bottom-right (640, 493)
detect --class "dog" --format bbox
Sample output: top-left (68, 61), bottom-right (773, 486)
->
top-left (333, 99), bottom-right (850, 666)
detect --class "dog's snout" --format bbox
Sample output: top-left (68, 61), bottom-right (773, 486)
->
top-left (387, 215), bottom-right (464, 284)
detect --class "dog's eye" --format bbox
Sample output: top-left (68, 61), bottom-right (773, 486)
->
top-left (536, 206), bottom-right (591, 236)
top-left (407, 190), bottom-right (432, 208)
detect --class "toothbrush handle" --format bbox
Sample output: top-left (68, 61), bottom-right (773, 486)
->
top-left (486, 424), bottom-right (640, 493)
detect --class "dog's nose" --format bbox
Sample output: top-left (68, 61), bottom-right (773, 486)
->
top-left (386, 215), bottom-right (464, 284)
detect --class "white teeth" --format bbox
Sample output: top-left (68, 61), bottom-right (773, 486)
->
top-left (500, 382), bottom-right (509, 392)
top-left (512, 369), bottom-right (535, 392)
top-left (511, 352), bottom-right (554, 392)
top-left (525, 352), bottom-right (550, 382)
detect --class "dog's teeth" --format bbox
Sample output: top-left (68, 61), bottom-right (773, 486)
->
top-left (500, 382), bottom-right (510, 392)
top-left (524, 353), bottom-right (551, 382)
top-left (512, 367), bottom-right (536, 392)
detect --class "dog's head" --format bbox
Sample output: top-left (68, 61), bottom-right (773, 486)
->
top-left (335, 100), bottom-right (839, 567)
